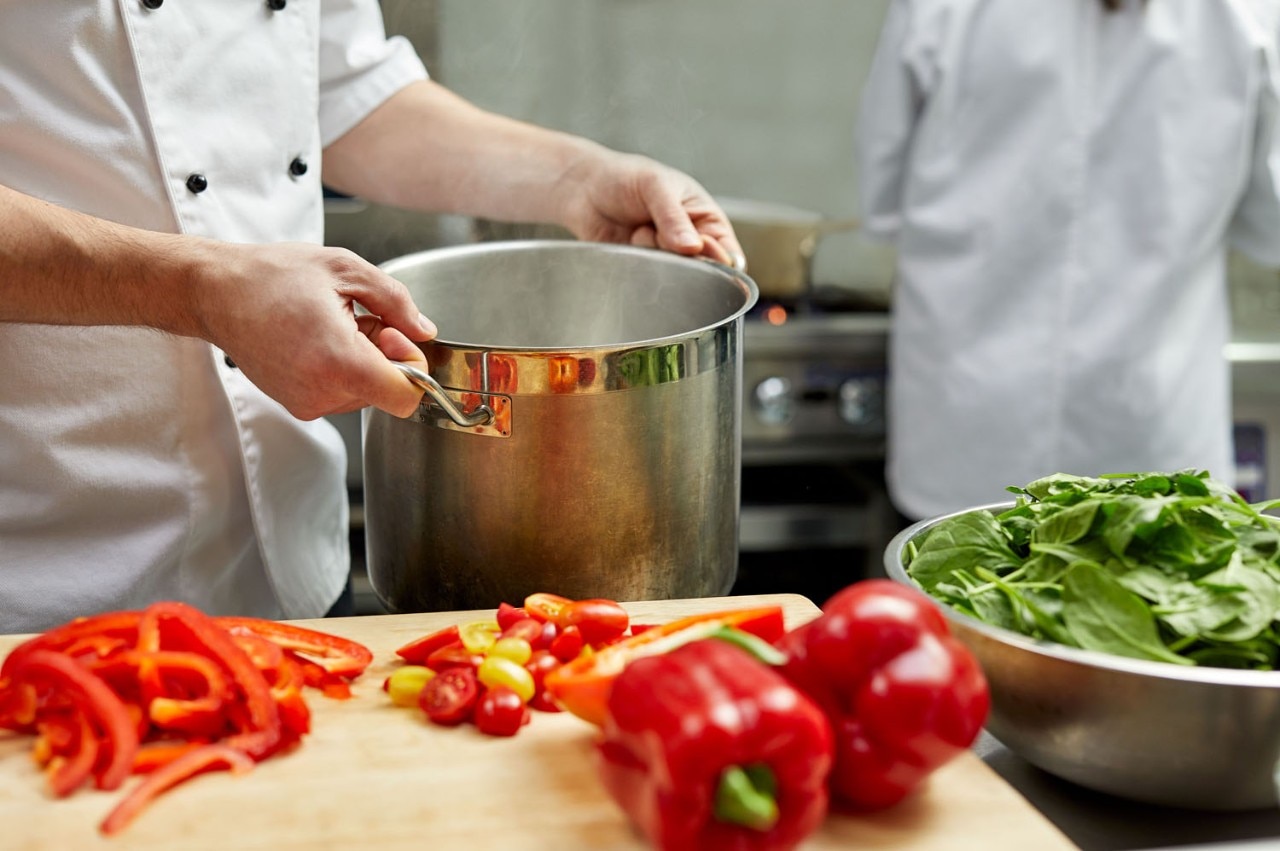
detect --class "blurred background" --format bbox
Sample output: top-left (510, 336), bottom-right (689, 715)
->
top-left (328, 0), bottom-right (1280, 613)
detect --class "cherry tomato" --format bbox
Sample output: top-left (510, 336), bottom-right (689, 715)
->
top-left (524, 593), bottom-right (574, 625)
top-left (425, 643), bottom-right (484, 672)
top-left (474, 686), bottom-right (525, 737)
top-left (528, 690), bottom-right (563, 713)
top-left (386, 665), bottom-right (435, 707)
top-left (418, 667), bottom-right (479, 726)
top-left (524, 649), bottom-right (560, 692)
top-left (395, 624), bottom-right (461, 664)
top-left (495, 603), bottom-right (528, 631)
top-left (549, 625), bottom-right (585, 663)
top-left (501, 618), bottom-right (547, 647)
top-left (563, 599), bottom-right (629, 647)
top-left (478, 656), bottom-right (536, 702)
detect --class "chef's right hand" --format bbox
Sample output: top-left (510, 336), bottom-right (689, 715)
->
top-left (195, 241), bottom-right (435, 421)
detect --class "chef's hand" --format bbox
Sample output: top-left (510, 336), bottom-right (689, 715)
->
top-left (198, 242), bottom-right (434, 421)
top-left (556, 149), bottom-right (746, 270)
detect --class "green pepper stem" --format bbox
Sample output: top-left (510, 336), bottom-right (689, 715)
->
top-left (714, 764), bottom-right (780, 832)
top-left (708, 626), bottom-right (787, 666)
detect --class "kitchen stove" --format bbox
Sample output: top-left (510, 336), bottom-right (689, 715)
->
top-left (731, 288), bottom-right (899, 605)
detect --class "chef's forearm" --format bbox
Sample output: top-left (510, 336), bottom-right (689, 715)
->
top-left (0, 183), bottom-right (214, 338)
top-left (320, 79), bottom-right (602, 227)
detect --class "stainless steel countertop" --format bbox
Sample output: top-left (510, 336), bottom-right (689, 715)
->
top-left (976, 733), bottom-right (1280, 851)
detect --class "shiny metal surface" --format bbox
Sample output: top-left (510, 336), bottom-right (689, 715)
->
top-left (392, 362), bottom-right (493, 429)
top-left (364, 241), bottom-right (758, 613)
top-left (885, 504), bottom-right (1280, 811)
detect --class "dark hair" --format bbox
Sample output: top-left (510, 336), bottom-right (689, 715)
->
top-left (1100, 0), bottom-right (1146, 10)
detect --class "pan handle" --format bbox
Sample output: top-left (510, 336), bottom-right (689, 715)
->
top-left (392, 361), bottom-right (494, 428)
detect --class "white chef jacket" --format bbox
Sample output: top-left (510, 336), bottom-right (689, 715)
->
top-left (0, 0), bottom-right (427, 632)
top-left (858, 0), bottom-right (1280, 520)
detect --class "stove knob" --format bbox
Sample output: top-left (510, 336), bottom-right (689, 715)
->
top-left (838, 376), bottom-right (885, 430)
top-left (752, 376), bottom-right (794, 425)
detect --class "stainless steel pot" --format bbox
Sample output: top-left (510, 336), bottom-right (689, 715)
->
top-left (363, 240), bottom-right (759, 613)
top-left (715, 197), bottom-right (859, 299)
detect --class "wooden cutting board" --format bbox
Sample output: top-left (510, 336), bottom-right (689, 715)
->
top-left (0, 594), bottom-right (1076, 850)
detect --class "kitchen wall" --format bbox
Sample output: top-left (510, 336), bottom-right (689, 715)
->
top-left (356, 0), bottom-right (896, 296)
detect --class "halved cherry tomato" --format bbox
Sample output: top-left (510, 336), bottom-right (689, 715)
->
top-left (473, 686), bottom-right (525, 737)
top-left (418, 667), bottom-right (479, 726)
top-left (524, 593), bottom-right (574, 625)
top-left (543, 606), bottom-right (787, 727)
top-left (562, 599), bottom-right (629, 647)
top-left (395, 625), bottom-right (460, 665)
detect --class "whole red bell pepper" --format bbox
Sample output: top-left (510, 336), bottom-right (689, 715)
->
top-left (598, 637), bottom-right (833, 851)
top-left (776, 579), bottom-right (989, 811)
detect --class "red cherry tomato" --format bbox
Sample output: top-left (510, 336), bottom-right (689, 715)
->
top-left (548, 625), bottom-right (585, 662)
top-left (495, 603), bottom-right (527, 631)
top-left (424, 643), bottom-right (484, 673)
top-left (474, 686), bottom-right (526, 737)
top-left (395, 624), bottom-right (461, 664)
top-left (501, 618), bottom-right (548, 649)
top-left (563, 599), bottom-right (629, 647)
top-left (418, 667), bottom-right (479, 726)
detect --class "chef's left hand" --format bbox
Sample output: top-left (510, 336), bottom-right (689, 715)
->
top-left (556, 149), bottom-right (745, 270)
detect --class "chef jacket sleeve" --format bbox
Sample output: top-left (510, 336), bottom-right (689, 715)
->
top-left (317, 0), bottom-right (429, 148)
top-left (1228, 41), bottom-right (1280, 267)
top-left (855, 0), bottom-right (937, 241)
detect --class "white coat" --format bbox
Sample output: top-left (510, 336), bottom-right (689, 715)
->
top-left (857, 0), bottom-right (1280, 520)
top-left (0, 1), bottom-right (426, 632)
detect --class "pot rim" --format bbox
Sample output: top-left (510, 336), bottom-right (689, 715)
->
top-left (381, 240), bottom-right (760, 353)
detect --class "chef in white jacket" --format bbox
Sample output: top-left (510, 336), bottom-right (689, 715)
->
top-left (0, 1), bottom-right (741, 633)
top-left (858, 0), bottom-right (1280, 521)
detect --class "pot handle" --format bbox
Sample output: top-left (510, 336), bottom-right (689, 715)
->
top-left (392, 361), bottom-right (494, 428)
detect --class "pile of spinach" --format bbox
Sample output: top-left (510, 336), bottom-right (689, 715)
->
top-left (902, 471), bottom-right (1280, 669)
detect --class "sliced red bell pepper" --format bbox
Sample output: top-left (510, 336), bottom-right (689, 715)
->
top-left (543, 605), bottom-right (786, 726)
top-left (3, 649), bottom-right (139, 794)
top-left (1, 611), bottom-right (142, 679)
top-left (140, 603), bottom-right (281, 760)
top-left (776, 579), bottom-right (990, 810)
top-left (100, 743), bottom-right (254, 836)
top-left (214, 617), bottom-right (372, 678)
top-left (598, 638), bottom-right (833, 851)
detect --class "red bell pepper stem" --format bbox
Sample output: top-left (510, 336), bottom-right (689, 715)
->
top-left (714, 764), bottom-right (780, 831)
top-left (4, 649), bottom-right (138, 793)
top-left (214, 617), bottom-right (372, 678)
top-left (100, 744), bottom-right (254, 836)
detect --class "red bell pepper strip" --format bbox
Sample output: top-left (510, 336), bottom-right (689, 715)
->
top-left (776, 579), bottom-right (990, 810)
top-left (2, 649), bottom-right (139, 794)
top-left (39, 711), bottom-right (99, 798)
top-left (0, 611), bottom-right (142, 679)
top-left (100, 743), bottom-right (254, 836)
top-left (140, 602), bottom-right (282, 760)
top-left (598, 638), bottom-right (833, 851)
top-left (214, 617), bottom-right (372, 678)
top-left (544, 605), bottom-right (786, 726)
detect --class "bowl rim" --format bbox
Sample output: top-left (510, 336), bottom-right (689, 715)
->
top-left (884, 501), bottom-right (1280, 688)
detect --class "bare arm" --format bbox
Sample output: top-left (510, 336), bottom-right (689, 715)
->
top-left (0, 183), bottom-right (430, 419)
top-left (321, 79), bottom-right (743, 266)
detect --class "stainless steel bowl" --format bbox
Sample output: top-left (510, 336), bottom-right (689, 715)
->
top-left (885, 503), bottom-right (1280, 811)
